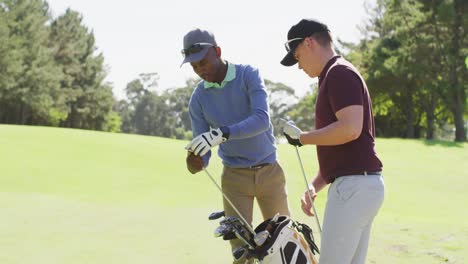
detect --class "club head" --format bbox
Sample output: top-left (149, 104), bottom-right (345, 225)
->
top-left (254, 230), bottom-right (270, 246)
top-left (223, 231), bottom-right (237, 240)
top-left (233, 246), bottom-right (247, 260)
top-left (208, 211), bottom-right (225, 220)
top-left (234, 229), bottom-right (256, 249)
top-left (215, 224), bottom-right (235, 238)
top-left (214, 225), bottom-right (229, 237)
top-left (220, 216), bottom-right (238, 225)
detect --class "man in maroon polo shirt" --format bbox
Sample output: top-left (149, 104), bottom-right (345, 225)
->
top-left (280, 19), bottom-right (385, 264)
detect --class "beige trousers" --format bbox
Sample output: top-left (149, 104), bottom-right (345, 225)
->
top-left (221, 161), bottom-right (291, 264)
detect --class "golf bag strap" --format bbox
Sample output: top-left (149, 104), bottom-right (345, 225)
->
top-left (293, 221), bottom-right (320, 255)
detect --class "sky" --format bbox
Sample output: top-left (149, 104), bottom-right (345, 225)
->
top-left (46, 0), bottom-right (375, 100)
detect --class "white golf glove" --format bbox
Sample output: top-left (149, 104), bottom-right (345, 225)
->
top-left (280, 118), bottom-right (303, 139)
top-left (185, 128), bottom-right (227, 156)
top-left (279, 118), bottom-right (303, 146)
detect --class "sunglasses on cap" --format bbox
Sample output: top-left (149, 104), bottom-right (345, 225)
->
top-left (181, 43), bottom-right (215, 57)
top-left (284, 38), bottom-right (304, 52)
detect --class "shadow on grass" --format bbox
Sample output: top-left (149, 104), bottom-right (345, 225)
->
top-left (423, 139), bottom-right (465, 148)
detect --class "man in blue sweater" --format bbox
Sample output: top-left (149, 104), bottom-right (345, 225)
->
top-left (182, 28), bottom-right (290, 263)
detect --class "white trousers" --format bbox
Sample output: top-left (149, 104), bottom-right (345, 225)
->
top-left (319, 174), bottom-right (385, 264)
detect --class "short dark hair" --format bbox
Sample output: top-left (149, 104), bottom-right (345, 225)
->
top-left (311, 31), bottom-right (332, 47)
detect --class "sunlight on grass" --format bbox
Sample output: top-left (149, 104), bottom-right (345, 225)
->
top-left (0, 125), bottom-right (467, 264)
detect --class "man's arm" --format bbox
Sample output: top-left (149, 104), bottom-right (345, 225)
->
top-left (301, 171), bottom-right (328, 216)
top-left (311, 170), bottom-right (328, 193)
top-left (299, 105), bottom-right (363, 146)
top-left (288, 67), bottom-right (365, 146)
top-left (226, 66), bottom-right (270, 140)
top-left (188, 93), bottom-right (211, 165)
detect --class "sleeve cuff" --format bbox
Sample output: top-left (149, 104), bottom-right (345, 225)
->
top-left (220, 126), bottom-right (230, 140)
top-left (227, 125), bottom-right (240, 140)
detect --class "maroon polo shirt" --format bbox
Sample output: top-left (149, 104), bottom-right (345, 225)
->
top-left (315, 56), bottom-right (382, 184)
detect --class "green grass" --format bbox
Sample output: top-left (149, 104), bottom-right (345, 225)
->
top-left (0, 125), bottom-right (467, 263)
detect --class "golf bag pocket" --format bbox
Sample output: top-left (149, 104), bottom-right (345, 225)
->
top-left (252, 216), bottom-right (319, 264)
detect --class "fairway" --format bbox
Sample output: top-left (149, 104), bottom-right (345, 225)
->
top-left (1, 125), bottom-right (467, 263)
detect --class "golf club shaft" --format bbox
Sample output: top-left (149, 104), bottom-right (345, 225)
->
top-left (295, 146), bottom-right (322, 234)
top-left (203, 168), bottom-right (256, 235)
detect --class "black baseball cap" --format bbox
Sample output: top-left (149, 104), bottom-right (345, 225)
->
top-left (280, 19), bottom-right (329, 66)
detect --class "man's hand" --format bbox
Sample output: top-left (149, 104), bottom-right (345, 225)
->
top-left (185, 128), bottom-right (227, 156)
top-left (300, 187), bottom-right (317, 217)
top-left (279, 118), bottom-right (303, 146)
top-left (186, 152), bottom-right (204, 174)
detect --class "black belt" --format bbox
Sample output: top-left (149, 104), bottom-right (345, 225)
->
top-left (246, 163), bottom-right (271, 169)
top-left (331, 171), bottom-right (382, 183)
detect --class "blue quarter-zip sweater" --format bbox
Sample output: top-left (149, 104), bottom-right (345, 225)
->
top-left (188, 63), bottom-right (277, 168)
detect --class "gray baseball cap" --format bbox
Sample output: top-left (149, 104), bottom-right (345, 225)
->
top-left (180, 28), bottom-right (217, 66)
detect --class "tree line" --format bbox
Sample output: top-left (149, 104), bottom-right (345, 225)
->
top-left (343, 0), bottom-right (467, 141)
top-left (0, 0), bottom-right (119, 131)
top-left (0, 0), bottom-right (466, 141)
top-left (116, 74), bottom-right (303, 140)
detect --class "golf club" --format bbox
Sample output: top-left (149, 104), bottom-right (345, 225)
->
top-left (220, 216), bottom-right (239, 226)
top-left (208, 210), bottom-right (225, 220)
top-left (223, 231), bottom-right (237, 241)
top-left (295, 146), bottom-right (322, 234)
top-left (203, 168), bottom-right (256, 235)
top-left (214, 224), bottom-right (233, 237)
top-left (253, 213), bottom-right (279, 246)
top-left (233, 227), bottom-right (256, 250)
top-left (232, 246), bottom-right (248, 260)
top-left (253, 231), bottom-right (269, 247)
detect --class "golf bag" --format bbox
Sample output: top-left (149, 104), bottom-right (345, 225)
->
top-left (251, 215), bottom-right (319, 264)
top-left (210, 212), bottom-right (319, 264)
